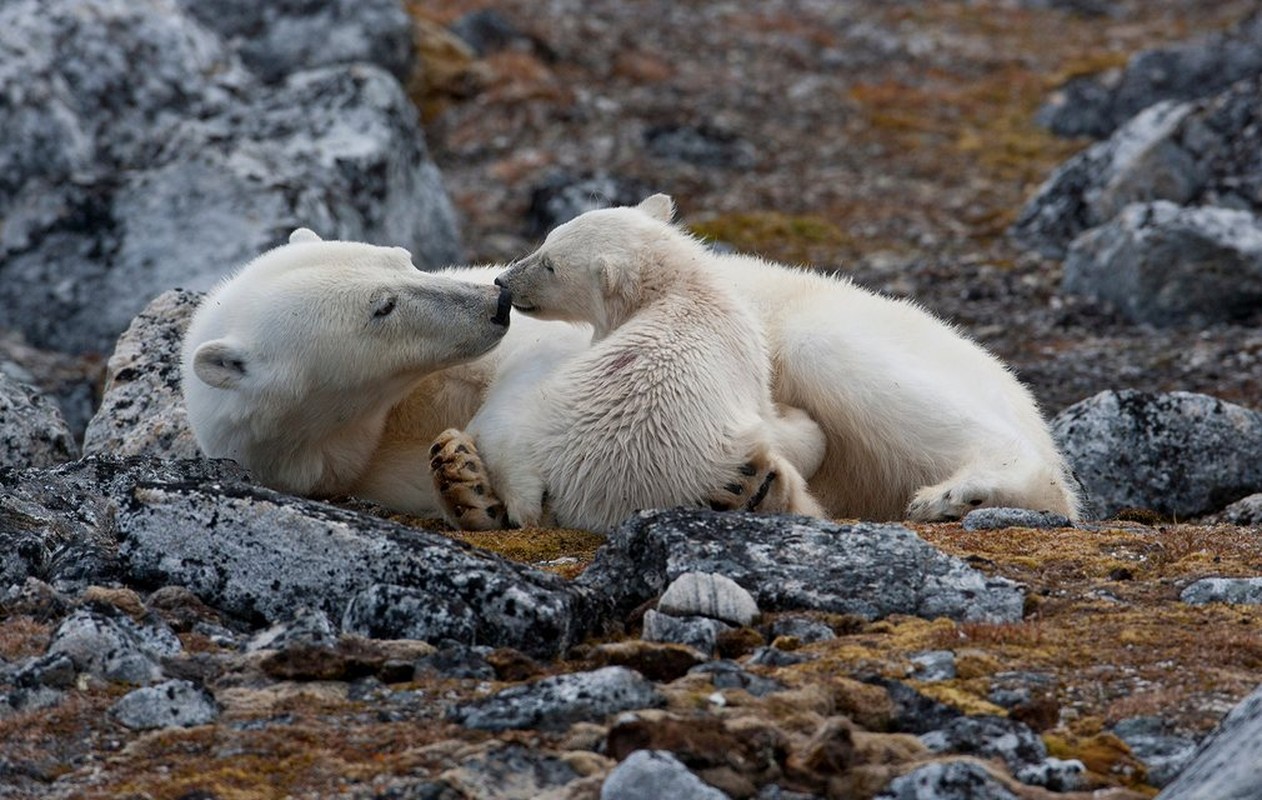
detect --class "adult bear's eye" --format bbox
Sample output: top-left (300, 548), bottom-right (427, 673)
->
top-left (373, 295), bottom-right (397, 318)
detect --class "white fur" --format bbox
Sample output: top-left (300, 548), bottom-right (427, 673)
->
top-left (468, 196), bottom-right (825, 531)
top-left (182, 207), bottom-right (1080, 523)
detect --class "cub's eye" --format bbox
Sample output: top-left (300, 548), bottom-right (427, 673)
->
top-left (373, 296), bottom-right (397, 318)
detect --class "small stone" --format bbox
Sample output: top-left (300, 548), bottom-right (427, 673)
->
top-left (247, 607), bottom-right (337, 652)
top-left (600, 749), bottom-right (730, 800)
top-left (962, 508), bottom-right (1073, 531)
top-left (47, 609), bottom-right (181, 685)
top-left (919, 715), bottom-right (1048, 773)
top-left (1112, 716), bottom-right (1199, 788)
top-left (1181, 577), bottom-right (1262, 606)
top-left (689, 660), bottom-right (783, 698)
top-left (767, 615), bottom-right (837, 644)
top-left (642, 609), bottom-right (730, 656)
top-left (414, 643), bottom-right (496, 681)
top-left (659, 572), bottom-right (760, 626)
top-left (909, 650), bottom-right (956, 682)
top-left (447, 666), bottom-right (665, 732)
top-left (109, 679), bottom-right (218, 730)
top-left (875, 760), bottom-right (1018, 800)
top-left (747, 646), bottom-right (811, 668)
top-left (1015, 757), bottom-right (1085, 791)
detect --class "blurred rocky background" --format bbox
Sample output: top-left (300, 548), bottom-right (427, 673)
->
top-left (4, 1), bottom-right (1262, 798)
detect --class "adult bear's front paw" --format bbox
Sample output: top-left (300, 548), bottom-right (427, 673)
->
top-left (429, 428), bottom-right (511, 531)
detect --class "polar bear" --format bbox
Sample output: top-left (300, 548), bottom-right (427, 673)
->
top-left (433, 198), bottom-right (1081, 525)
top-left (428, 195), bottom-right (826, 532)
top-left (181, 229), bottom-right (516, 504)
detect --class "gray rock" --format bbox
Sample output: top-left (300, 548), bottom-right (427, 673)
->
top-left (527, 171), bottom-right (653, 235)
top-left (1180, 577), bottom-right (1262, 606)
top-left (439, 743), bottom-right (584, 799)
top-left (578, 510), bottom-right (1025, 625)
top-left (1113, 716), bottom-right (1199, 788)
top-left (644, 123), bottom-right (757, 168)
top-left (0, 456), bottom-right (248, 591)
top-left (47, 608), bottom-right (182, 684)
top-left (1052, 390), bottom-right (1262, 518)
top-left (961, 507), bottom-right (1073, 531)
top-left (246, 606), bottom-right (338, 652)
top-left (1038, 14), bottom-right (1262, 139)
top-left (658, 572), bottom-right (760, 626)
top-left (447, 666), bottom-right (664, 732)
top-left (875, 760), bottom-right (1018, 800)
top-left (641, 609), bottom-right (729, 656)
top-left (1209, 493), bottom-right (1262, 526)
top-left (1063, 201), bottom-right (1262, 326)
top-left (0, 371), bottom-right (78, 468)
top-left (109, 679), bottom-right (218, 730)
top-left (919, 715), bottom-right (1048, 773)
top-left (173, 0), bottom-right (414, 84)
top-left (689, 660), bottom-right (784, 698)
top-left (341, 583), bottom-right (479, 645)
top-left (1157, 681), bottom-right (1262, 799)
top-left (600, 749), bottom-right (730, 800)
top-left (0, 0), bottom-right (461, 356)
top-left (82, 289), bottom-right (201, 460)
top-left (1016, 74), bottom-right (1262, 260)
top-left (116, 478), bottom-right (596, 659)
top-left (414, 644), bottom-right (496, 681)
top-left (987, 671), bottom-right (1057, 710)
top-left (767, 615), bottom-right (837, 644)
top-left (747, 646), bottom-right (811, 667)
top-left (13, 653), bottom-right (77, 690)
top-left (909, 650), bottom-right (956, 682)
top-left (1013, 758), bottom-right (1085, 791)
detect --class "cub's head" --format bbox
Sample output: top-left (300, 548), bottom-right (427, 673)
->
top-left (495, 194), bottom-right (677, 327)
top-left (182, 229), bottom-right (511, 470)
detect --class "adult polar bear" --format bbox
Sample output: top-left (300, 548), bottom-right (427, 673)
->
top-left (182, 205), bottom-right (1080, 524)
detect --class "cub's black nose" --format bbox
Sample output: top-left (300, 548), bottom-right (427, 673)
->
top-left (492, 285), bottom-right (513, 327)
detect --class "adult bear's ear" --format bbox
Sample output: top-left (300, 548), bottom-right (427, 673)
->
top-left (289, 228), bottom-right (323, 244)
top-left (636, 194), bottom-right (675, 222)
top-left (193, 340), bottom-right (249, 390)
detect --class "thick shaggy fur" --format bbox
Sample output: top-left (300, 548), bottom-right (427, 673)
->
top-left (463, 195), bottom-right (825, 531)
top-left (182, 209), bottom-right (1080, 523)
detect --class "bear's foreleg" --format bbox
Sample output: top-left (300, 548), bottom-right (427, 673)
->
top-left (707, 441), bottom-right (825, 518)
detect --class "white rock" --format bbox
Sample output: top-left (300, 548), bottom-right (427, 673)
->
top-left (657, 571), bottom-right (759, 626)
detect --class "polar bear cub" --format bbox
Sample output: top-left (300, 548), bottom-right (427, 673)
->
top-left (434, 195), bottom-right (825, 532)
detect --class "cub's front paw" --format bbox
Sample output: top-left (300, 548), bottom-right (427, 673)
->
top-left (707, 448), bottom-right (824, 518)
top-left (429, 428), bottom-right (510, 531)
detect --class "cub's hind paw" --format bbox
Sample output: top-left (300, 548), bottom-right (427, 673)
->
top-left (429, 428), bottom-right (510, 531)
top-left (707, 460), bottom-right (778, 513)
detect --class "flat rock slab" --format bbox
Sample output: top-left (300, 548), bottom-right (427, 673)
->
top-left (447, 666), bottom-right (664, 732)
top-left (578, 510), bottom-right (1025, 624)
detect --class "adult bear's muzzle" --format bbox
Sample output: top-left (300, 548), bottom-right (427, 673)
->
top-left (492, 285), bottom-right (513, 327)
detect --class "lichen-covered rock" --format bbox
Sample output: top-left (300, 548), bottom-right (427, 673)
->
top-left (341, 583), bottom-right (479, 645)
top-left (1037, 14), bottom-right (1262, 139)
top-left (1208, 493), bottom-right (1262, 526)
top-left (961, 507), bottom-right (1073, 531)
top-left (109, 679), bottom-right (218, 730)
top-left (0, 0), bottom-right (460, 355)
top-left (658, 572), bottom-right (760, 626)
top-left (1052, 390), bottom-right (1262, 518)
top-left (47, 609), bottom-right (181, 684)
top-left (526, 170), bottom-right (653, 236)
top-left (875, 760), bottom-right (1018, 800)
top-left (82, 289), bottom-right (201, 460)
top-left (1113, 716), bottom-right (1199, 788)
top-left (117, 479), bottom-right (596, 659)
top-left (600, 749), bottom-right (730, 800)
top-left (578, 510), bottom-right (1025, 624)
top-left (1180, 577), bottom-right (1262, 606)
top-left (1014, 75), bottom-right (1262, 260)
top-left (641, 609), bottom-right (730, 655)
top-left (1062, 201), bottom-right (1262, 326)
top-left (0, 371), bottom-right (78, 469)
top-left (172, 0), bottom-right (414, 84)
top-left (0, 456), bottom-right (248, 591)
top-left (447, 666), bottom-right (665, 732)
top-left (1157, 681), bottom-right (1262, 799)
top-left (919, 715), bottom-right (1048, 774)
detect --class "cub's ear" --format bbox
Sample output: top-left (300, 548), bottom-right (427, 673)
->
top-left (636, 194), bottom-right (675, 222)
top-left (193, 340), bottom-right (249, 390)
top-left (599, 255), bottom-right (636, 298)
top-left (288, 228), bottom-right (322, 244)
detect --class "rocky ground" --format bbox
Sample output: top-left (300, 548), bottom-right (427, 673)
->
top-left (4, 1), bottom-right (1262, 799)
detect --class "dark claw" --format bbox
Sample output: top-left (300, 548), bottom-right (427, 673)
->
top-left (429, 442), bottom-right (443, 457)
top-left (725, 482), bottom-right (744, 495)
top-left (430, 457), bottom-right (443, 470)
top-left (455, 444), bottom-right (470, 455)
top-left (739, 462), bottom-right (757, 476)
top-left (746, 471), bottom-right (776, 511)
top-left (474, 484), bottom-right (485, 496)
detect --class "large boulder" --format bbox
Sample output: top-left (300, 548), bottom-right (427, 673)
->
top-left (172, 0), bottom-right (414, 84)
top-left (1013, 76), bottom-right (1262, 259)
top-left (1157, 681), bottom-right (1262, 800)
top-left (1062, 201), bottom-right (1262, 326)
top-left (0, 0), bottom-right (460, 356)
top-left (1037, 13), bottom-right (1262, 139)
top-left (1052, 390), bottom-right (1262, 518)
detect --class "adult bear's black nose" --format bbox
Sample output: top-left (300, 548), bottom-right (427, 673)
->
top-left (494, 275), bottom-right (506, 288)
top-left (492, 285), bottom-right (512, 327)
